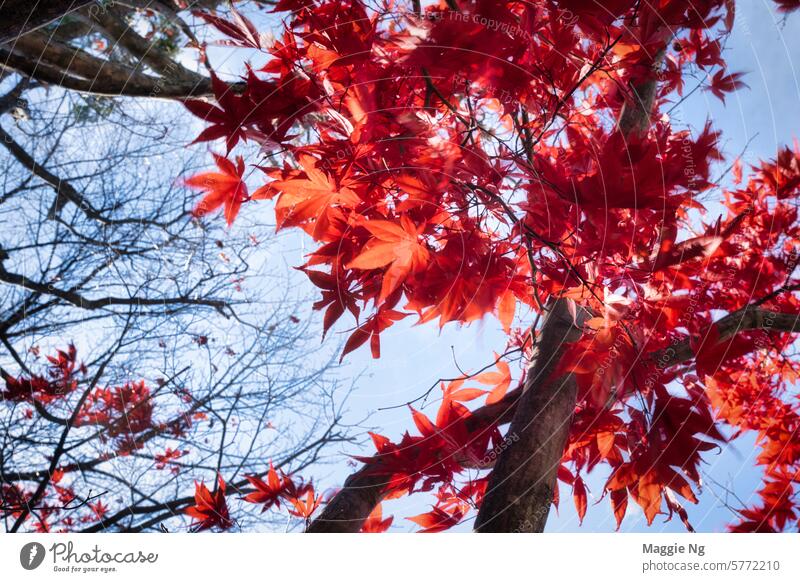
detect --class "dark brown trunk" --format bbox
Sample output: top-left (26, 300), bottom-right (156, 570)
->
top-left (305, 471), bottom-right (386, 533)
top-left (474, 298), bottom-right (586, 532)
top-left (0, 0), bottom-right (93, 44)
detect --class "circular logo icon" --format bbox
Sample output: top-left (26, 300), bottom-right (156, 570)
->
top-left (20, 542), bottom-right (46, 570)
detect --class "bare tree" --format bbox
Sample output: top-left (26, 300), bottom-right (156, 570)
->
top-left (0, 77), bottom-right (353, 533)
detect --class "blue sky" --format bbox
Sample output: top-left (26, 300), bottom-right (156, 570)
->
top-left (199, 1), bottom-right (800, 532)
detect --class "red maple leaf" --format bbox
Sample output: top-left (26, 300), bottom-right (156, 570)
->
top-left (407, 505), bottom-right (464, 533)
top-left (347, 216), bottom-right (431, 302)
top-left (360, 503), bottom-right (393, 533)
top-left (175, 0), bottom-right (800, 535)
top-left (706, 69), bottom-right (749, 103)
top-left (287, 488), bottom-right (320, 520)
top-left (194, 7), bottom-right (270, 50)
top-left (185, 475), bottom-right (233, 531)
top-left (186, 154), bottom-right (261, 226)
top-left (573, 475), bottom-right (588, 525)
top-left (242, 463), bottom-right (311, 512)
top-left (243, 464), bottom-right (286, 512)
top-left (183, 73), bottom-right (251, 153)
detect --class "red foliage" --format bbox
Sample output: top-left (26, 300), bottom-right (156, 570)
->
top-left (186, 475), bottom-right (234, 531)
top-left (353, 382), bottom-right (500, 500)
top-left (154, 448), bottom-right (187, 472)
top-left (1, 344), bottom-right (84, 404)
top-left (181, 0), bottom-right (800, 533)
top-left (242, 463), bottom-right (312, 512)
top-left (361, 503), bottom-right (393, 533)
top-left (75, 381), bottom-right (154, 438)
top-left (186, 154), bottom-right (251, 225)
top-left (408, 505), bottom-right (465, 533)
top-left (287, 489), bottom-right (321, 520)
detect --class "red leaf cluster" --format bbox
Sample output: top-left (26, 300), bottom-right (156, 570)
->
top-left (242, 463), bottom-right (313, 513)
top-left (182, 0), bottom-right (800, 532)
top-left (1, 344), bottom-right (84, 404)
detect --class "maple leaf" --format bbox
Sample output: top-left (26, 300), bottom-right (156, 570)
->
top-left (185, 154), bottom-right (251, 226)
top-left (473, 357), bottom-right (512, 405)
top-left (194, 7), bottom-right (270, 49)
top-left (441, 380), bottom-right (486, 403)
top-left (706, 69), bottom-right (749, 103)
top-left (243, 466), bottom-right (285, 512)
top-left (609, 488), bottom-right (628, 531)
top-left (1, 371), bottom-right (52, 403)
top-left (154, 448), bottom-right (186, 471)
top-left (634, 470), bottom-right (663, 525)
top-left (287, 488), bottom-right (320, 519)
top-left (1, 345), bottom-right (84, 404)
top-left (183, 73), bottom-right (249, 153)
top-left (347, 216), bottom-right (431, 302)
top-left (340, 309), bottom-right (408, 360)
top-left (497, 289), bottom-right (517, 333)
top-left (361, 503), bottom-right (393, 533)
top-left (185, 475), bottom-right (233, 531)
top-left (407, 506), bottom-right (464, 533)
top-left (90, 500), bottom-right (109, 521)
top-left (573, 475), bottom-right (588, 525)
top-left (664, 489), bottom-right (695, 532)
top-left (242, 463), bottom-right (305, 512)
top-left (74, 381), bottom-right (154, 450)
top-left (302, 267), bottom-right (359, 337)
top-left (175, 0), bottom-right (800, 536)
top-left (269, 155), bottom-right (361, 240)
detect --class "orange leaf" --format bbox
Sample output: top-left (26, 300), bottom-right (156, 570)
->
top-left (185, 154), bottom-right (248, 226)
top-left (636, 471), bottom-right (662, 525)
top-left (573, 476), bottom-right (587, 524)
top-left (361, 503), bottom-right (393, 533)
top-left (476, 359), bottom-right (512, 405)
top-left (610, 488), bottom-right (628, 530)
top-left (497, 290), bottom-right (516, 333)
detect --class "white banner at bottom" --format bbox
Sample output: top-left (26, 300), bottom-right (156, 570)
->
top-left (2, 533), bottom-right (798, 581)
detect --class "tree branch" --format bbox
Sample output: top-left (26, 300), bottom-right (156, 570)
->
top-left (87, 7), bottom-right (208, 86)
top-left (652, 305), bottom-right (800, 368)
top-left (0, 261), bottom-right (229, 313)
top-left (0, 0), bottom-right (94, 44)
top-left (0, 45), bottom-right (229, 99)
top-left (473, 32), bottom-right (670, 532)
top-left (306, 382), bottom-right (522, 532)
top-left (0, 124), bottom-right (108, 219)
top-left (305, 302), bottom-right (800, 532)
top-left (81, 431), bottom-right (347, 532)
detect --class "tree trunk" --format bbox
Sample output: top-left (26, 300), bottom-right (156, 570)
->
top-left (305, 386), bottom-right (522, 532)
top-left (474, 298), bottom-right (586, 532)
top-left (473, 32), bottom-right (669, 532)
top-left (305, 472), bottom-right (386, 533)
top-left (0, 0), bottom-right (93, 44)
